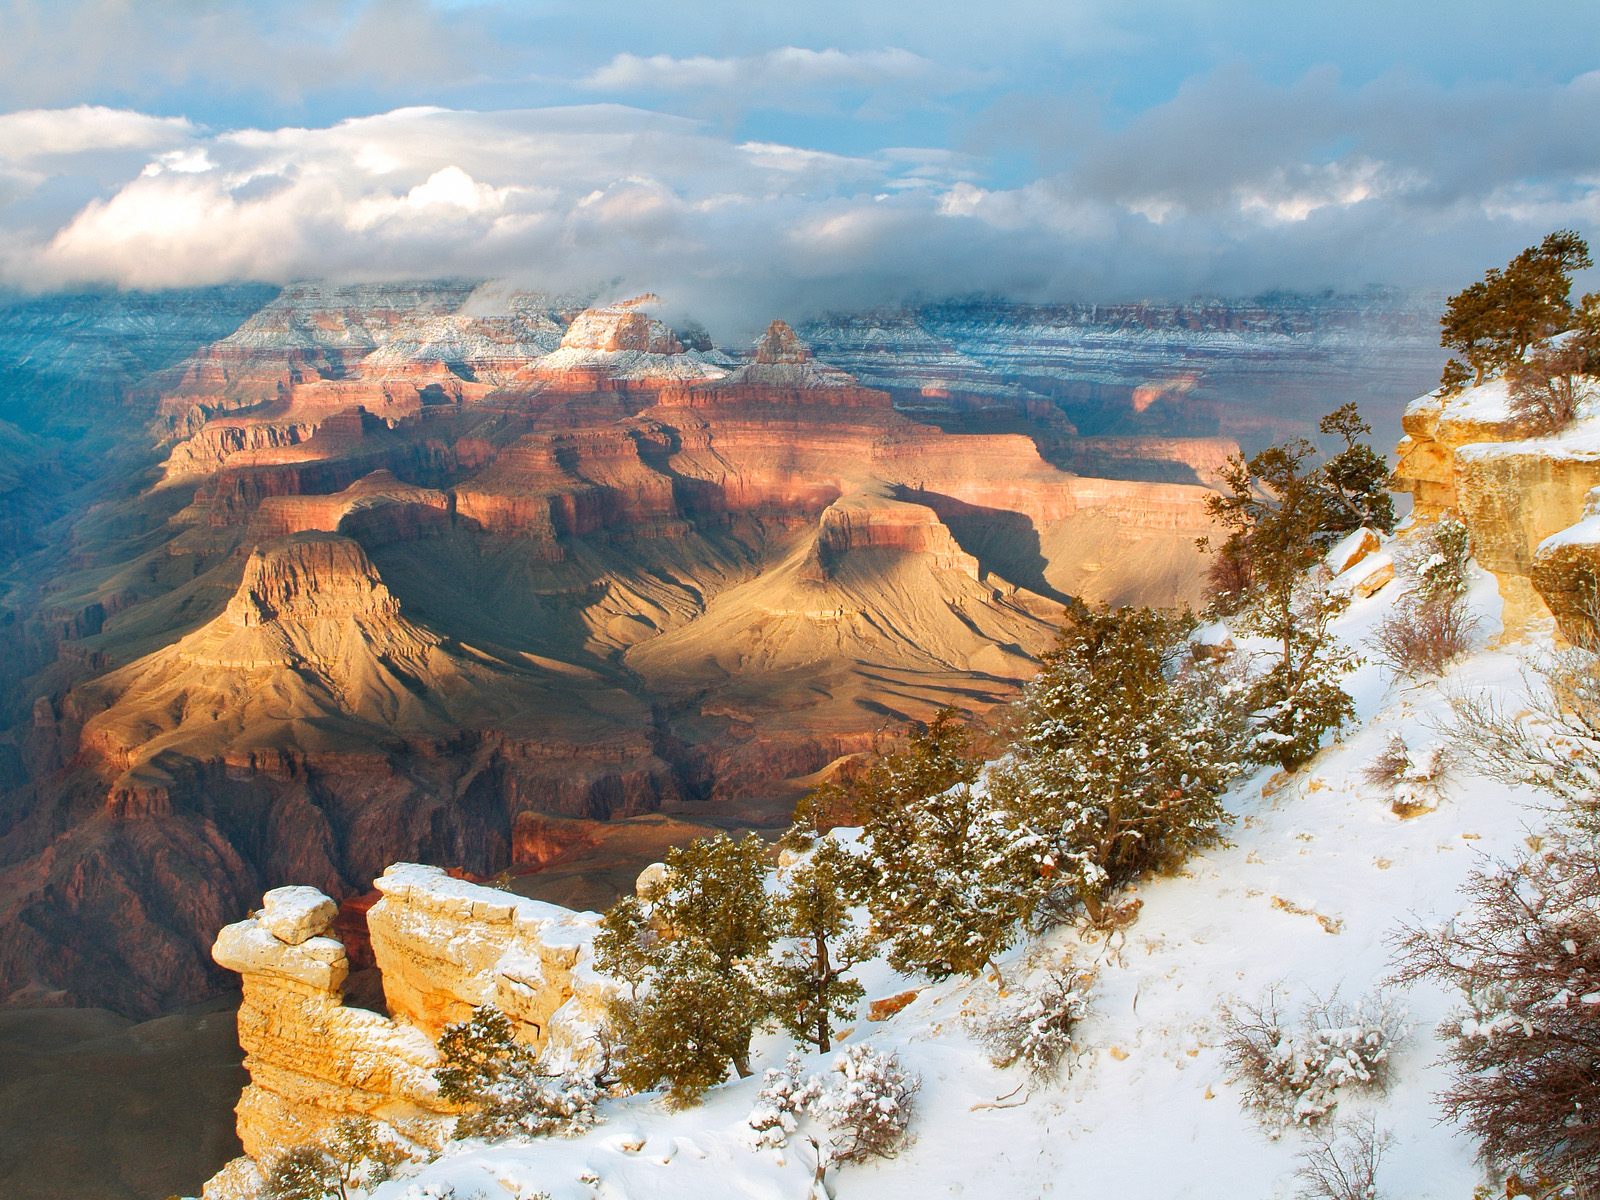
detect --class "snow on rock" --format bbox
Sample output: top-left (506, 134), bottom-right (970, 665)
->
top-left (1395, 370), bottom-right (1600, 635)
top-left (256, 884), bottom-right (338, 946)
top-left (1325, 526), bottom-right (1382, 576)
top-left (1331, 550), bottom-right (1394, 598)
top-left (367, 864), bottom-right (617, 1059)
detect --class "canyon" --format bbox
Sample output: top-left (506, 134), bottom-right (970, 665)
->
top-left (0, 283), bottom-right (1443, 1036)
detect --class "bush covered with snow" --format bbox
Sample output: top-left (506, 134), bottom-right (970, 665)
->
top-left (745, 1053), bottom-right (824, 1150)
top-left (436, 1005), bottom-right (603, 1140)
top-left (816, 1045), bottom-right (920, 1164)
top-left (967, 962), bottom-right (1095, 1082)
top-left (744, 1045), bottom-right (920, 1166)
top-left (1396, 830), bottom-right (1600, 1192)
top-left (1221, 988), bottom-right (1407, 1133)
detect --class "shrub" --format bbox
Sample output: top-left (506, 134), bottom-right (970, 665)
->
top-left (1361, 732), bottom-right (1448, 815)
top-left (1400, 516), bottom-right (1472, 603)
top-left (1370, 594), bottom-right (1477, 678)
top-left (436, 1005), bottom-right (602, 1140)
top-left (1447, 646), bottom-right (1600, 837)
top-left (262, 1117), bottom-right (413, 1200)
top-left (1295, 1115), bottom-right (1394, 1200)
top-left (1395, 830), bottom-right (1600, 1192)
top-left (1220, 987), bottom-right (1407, 1134)
top-left (745, 1053), bottom-right (824, 1150)
top-left (815, 1045), bottom-right (920, 1164)
top-left (968, 962), bottom-right (1095, 1082)
top-left (1508, 341), bottom-right (1592, 435)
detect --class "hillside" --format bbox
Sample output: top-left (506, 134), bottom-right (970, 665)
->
top-left (192, 506), bottom-right (1585, 1199)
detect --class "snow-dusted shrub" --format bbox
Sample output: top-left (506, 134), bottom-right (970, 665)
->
top-left (1509, 342), bottom-right (1592, 435)
top-left (1399, 516), bottom-right (1472, 604)
top-left (1449, 646), bottom-right (1600, 837)
top-left (262, 1117), bottom-right (413, 1200)
top-left (815, 1045), bottom-right (920, 1164)
top-left (436, 1005), bottom-right (603, 1140)
top-left (745, 1053), bottom-right (824, 1150)
top-left (1361, 733), bottom-right (1449, 815)
top-left (968, 963), bottom-right (1095, 1082)
top-left (1370, 593), bottom-right (1477, 678)
top-left (1294, 1115), bottom-right (1394, 1200)
top-left (1395, 830), bottom-right (1600, 1192)
top-left (1220, 988), bottom-right (1407, 1133)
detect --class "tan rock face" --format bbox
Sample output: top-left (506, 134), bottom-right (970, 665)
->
top-left (1393, 383), bottom-right (1600, 637)
top-left (210, 867), bottom-right (618, 1172)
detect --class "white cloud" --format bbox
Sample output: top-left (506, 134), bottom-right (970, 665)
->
top-left (0, 105), bottom-right (195, 163)
top-left (1, 81), bottom-right (1598, 333)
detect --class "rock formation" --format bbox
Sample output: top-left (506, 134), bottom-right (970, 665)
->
top-left (1393, 379), bottom-right (1600, 635)
top-left (210, 867), bottom-right (615, 1166)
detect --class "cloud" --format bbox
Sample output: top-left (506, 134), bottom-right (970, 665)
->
top-left (2, 67), bottom-right (1598, 335)
top-left (0, 0), bottom-right (500, 111)
top-left (581, 46), bottom-right (975, 109)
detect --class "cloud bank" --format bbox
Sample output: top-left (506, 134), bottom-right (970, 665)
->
top-left (2, 67), bottom-right (1598, 334)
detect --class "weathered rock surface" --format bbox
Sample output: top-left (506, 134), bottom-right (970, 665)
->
top-left (210, 867), bottom-right (615, 1163)
top-left (1394, 379), bottom-right (1600, 635)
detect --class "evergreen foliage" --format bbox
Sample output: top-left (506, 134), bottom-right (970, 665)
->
top-left (596, 833), bottom-right (775, 1105)
top-left (435, 1004), bottom-right (602, 1140)
top-left (1439, 230), bottom-right (1593, 390)
top-left (262, 1117), bottom-right (412, 1200)
top-left (857, 710), bottom-right (1035, 978)
top-left (768, 836), bottom-right (872, 1052)
top-left (1202, 408), bottom-right (1382, 769)
top-left (990, 606), bottom-right (1247, 923)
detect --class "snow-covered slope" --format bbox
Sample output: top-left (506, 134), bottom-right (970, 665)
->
top-left (339, 544), bottom-right (1544, 1200)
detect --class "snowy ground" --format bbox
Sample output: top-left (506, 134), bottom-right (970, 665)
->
top-left (370, 550), bottom-right (1544, 1200)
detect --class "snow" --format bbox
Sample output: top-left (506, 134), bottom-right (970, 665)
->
top-left (344, 556), bottom-right (1552, 1199)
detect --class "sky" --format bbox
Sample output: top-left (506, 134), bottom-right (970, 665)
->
top-left (0, 0), bottom-right (1597, 330)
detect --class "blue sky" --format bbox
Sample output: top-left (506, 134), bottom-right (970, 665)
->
top-left (0, 0), bottom-right (1596, 326)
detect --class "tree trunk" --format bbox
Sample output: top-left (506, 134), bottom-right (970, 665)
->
top-left (815, 936), bottom-right (833, 1053)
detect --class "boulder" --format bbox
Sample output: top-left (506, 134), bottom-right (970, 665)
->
top-left (257, 885), bottom-right (338, 946)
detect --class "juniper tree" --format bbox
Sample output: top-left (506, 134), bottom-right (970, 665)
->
top-left (596, 833), bottom-right (775, 1104)
top-left (768, 836), bottom-right (872, 1052)
top-left (1439, 230), bottom-right (1592, 390)
top-left (990, 606), bottom-right (1246, 924)
top-left (1202, 408), bottom-right (1380, 769)
top-left (858, 710), bottom-right (1035, 978)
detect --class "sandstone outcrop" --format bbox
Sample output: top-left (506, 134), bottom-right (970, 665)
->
top-left (1394, 379), bottom-right (1600, 635)
top-left (210, 865), bottom-right (616, 1163)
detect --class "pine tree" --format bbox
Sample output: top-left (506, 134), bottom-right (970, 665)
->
top-left (858, 711), bottom-right (1035, 978)
top-left (262, 1146), bottom-right (343, 1200)
top-left (768, 836), bottom-right (872, 1052)
top-left (1240, 581), bottom-right (1357, 770)
top-left (990, 606), bottom-right (1246, 924)
top-left (1439, 230), bottom-right (1593, 389)
top-left (596, 833), bottom-right (775, 1105)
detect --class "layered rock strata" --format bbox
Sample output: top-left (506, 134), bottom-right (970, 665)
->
top-left (210, 866), bottom-right (614, 1164)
